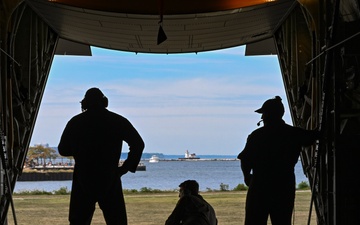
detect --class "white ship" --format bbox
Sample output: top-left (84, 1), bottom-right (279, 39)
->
top-left (149, 155), bottom-right (160, 163)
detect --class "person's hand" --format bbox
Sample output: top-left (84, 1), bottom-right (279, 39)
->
top-left (117, 166), bottom-right (128, 177)
top-left (244, 174), bottom-right (253, 186)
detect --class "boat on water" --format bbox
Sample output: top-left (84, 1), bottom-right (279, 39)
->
top-left (149, 155), bottom-right (159, 163)
top-left (178, 150), bottom-right (200, 160)
top-left (136, 162), bottom-right (146, 171)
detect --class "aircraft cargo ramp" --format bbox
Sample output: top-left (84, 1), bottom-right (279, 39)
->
top-left (1, 0), bottom-right (360, 224)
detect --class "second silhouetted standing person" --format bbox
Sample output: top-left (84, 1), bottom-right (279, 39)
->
top-left (58, 87), bottom-right (145, 225)
top-left (238, 96), bottom-right (320, 225)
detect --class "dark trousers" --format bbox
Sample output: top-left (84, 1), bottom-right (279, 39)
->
top-left (69, 179), bottom-right (127, 225)
top-left (244, 182), bottom-right (295, 225)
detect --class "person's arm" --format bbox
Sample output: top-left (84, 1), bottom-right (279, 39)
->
top-left (120, 119), bottom-right (145, 173)
top-left (165, 198), bottom-right (186, 225)
top-left (299, 128), bottom-right (322, 146)
top-left (58, 119), bottom-right (76, 157)
top-left (238, 135), bottom-right (254, 186)
top-left (240, 160), bottom-right (253, 186)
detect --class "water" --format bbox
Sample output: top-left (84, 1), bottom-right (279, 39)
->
top-left (14, 160), bottom-right (309, 193)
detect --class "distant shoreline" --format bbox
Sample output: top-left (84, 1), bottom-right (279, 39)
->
top-left (145, 158), bottom-right (238, 162)
top-left (137, 153), bottom-right (238, 161)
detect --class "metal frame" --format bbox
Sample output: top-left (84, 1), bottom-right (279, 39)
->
top-left (275, 0), bottom-right (360, 224)
top-left (0, 2), bottom-right (58, 223)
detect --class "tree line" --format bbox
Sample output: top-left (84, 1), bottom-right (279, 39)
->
top-left (26, 144), bottom-right (73, 166)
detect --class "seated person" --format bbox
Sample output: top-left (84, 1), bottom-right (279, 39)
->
top-left (165, 180), bottom-right (217, 225)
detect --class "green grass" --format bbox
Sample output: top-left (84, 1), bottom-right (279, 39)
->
top-left (7, 191), bottom-right (316, 225)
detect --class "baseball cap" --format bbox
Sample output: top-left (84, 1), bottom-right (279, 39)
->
top-left (255, 96), bottom-right (285, 117)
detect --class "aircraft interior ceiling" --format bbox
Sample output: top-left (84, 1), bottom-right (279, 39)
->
top-left (1, 0), bottom-right (360, 224)
top-left (26, 0), bottom-right (296, 54)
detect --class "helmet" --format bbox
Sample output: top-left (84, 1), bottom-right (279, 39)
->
top-left (255, 96), bottom-right (284, 118)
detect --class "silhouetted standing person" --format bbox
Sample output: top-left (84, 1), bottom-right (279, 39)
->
top-left (238, 96), bottom-right (319, 225)
top-left (58, 87), bottom-right (144, 225)
top-left (165, 180), bottom-right (217, 225)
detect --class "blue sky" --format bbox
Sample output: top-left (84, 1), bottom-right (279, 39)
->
top-left (30, 46), bottom-right (291, 155)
